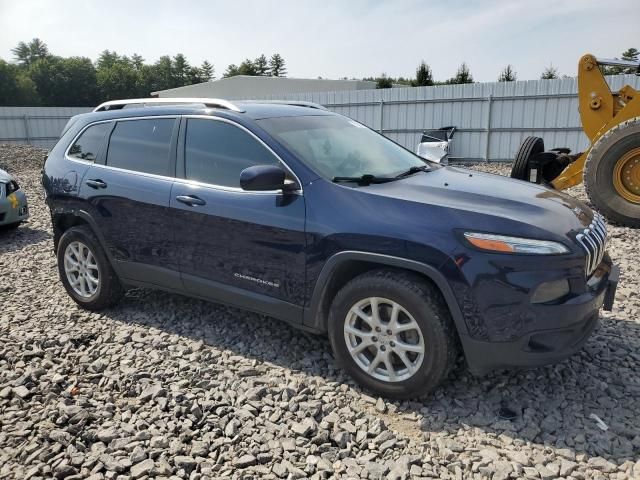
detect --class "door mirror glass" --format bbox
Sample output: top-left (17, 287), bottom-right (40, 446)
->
top-left (240, 165), bottom-right (296, 192)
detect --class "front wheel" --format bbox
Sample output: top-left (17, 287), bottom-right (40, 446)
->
top-left (328, 270), bottom-right (458, 399)
top-left (57, 225), bottom-right (123, 310)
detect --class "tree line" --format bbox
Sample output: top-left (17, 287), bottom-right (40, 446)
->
top-left (0, 39), bottom-right (637, 104)
top-left (0, 39), bottom-right (288, 107)
top-left (370, 48), bottom-right (638, 88)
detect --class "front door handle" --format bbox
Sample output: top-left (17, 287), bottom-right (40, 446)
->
top-left (176, 195), bottom-right (206, 206)
top-left (85, 179), bottom-right (107, 189)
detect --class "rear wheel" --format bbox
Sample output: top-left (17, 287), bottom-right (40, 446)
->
top-left (328, 270), bottom-right (458, 399)
top-left (584, 117), bottom-right (640, 227)
top-left (57, 225), bottom-right (124, 310)
top-left (511, 136), bottom-right (545, 180)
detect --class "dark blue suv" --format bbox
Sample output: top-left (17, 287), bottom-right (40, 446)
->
top-left (43, 98), bottom-right (618, 398)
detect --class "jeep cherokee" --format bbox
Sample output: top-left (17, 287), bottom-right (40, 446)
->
top-left (42, 98), bottom-right (618, 398)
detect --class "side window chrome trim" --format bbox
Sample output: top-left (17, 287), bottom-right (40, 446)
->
top-left (181, 114), bottom-right (303, 195)
top-left (88, 162), bottom-right (176, 182)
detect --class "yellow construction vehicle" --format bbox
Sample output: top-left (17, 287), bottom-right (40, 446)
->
top-left (510, 54), bottom-right (640, 227)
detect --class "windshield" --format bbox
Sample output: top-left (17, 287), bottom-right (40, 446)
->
top-left (257, 115), bottom-right (428, 180)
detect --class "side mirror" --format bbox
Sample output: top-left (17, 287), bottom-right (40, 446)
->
top-left (240, 165), bottom-right (298, 192)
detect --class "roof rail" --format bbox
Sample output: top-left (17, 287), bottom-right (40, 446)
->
top-left (243, 100), bottom-right (328, 111)
top-left (93, 97), bottom-right (244, 113)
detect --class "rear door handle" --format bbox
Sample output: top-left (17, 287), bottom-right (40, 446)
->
top-left (85, 179), bottom-right (107, 189)
top-left (176, 195), bottom-right (206, 206)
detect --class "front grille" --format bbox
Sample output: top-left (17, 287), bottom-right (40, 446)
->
top-left (576, 213), bottom-right (607, 277)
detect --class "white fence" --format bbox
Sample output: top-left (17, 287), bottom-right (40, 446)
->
top-left (0, 106), bottom-right (91, 149)
top-left (1, 74), bottom-right (639, 160)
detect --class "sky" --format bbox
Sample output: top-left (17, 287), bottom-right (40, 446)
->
top-left (0, 0), bottom-right (638, 83)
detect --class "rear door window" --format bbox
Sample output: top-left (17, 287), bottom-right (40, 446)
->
top-left (106, 118), bottom-right (175, 176)
top-left (68, 122), bottom-right (111, 162)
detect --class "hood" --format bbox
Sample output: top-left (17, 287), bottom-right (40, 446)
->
top-left (0, 168), bottom-right (12, 183)
top-left (360, 166), bottom-right (593, 239)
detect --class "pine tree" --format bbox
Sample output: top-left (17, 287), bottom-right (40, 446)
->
top-left (200, 61), bottom-right (214, 81)
top-left (254, 54), bottom-right (269, 76)
top-left (237, 58), bottom-right (257, 75)
top-left (449, 63), bottom-right (474, 84)
top-left (415, 61), bottom-right (434, 86)
top-left (131, 54), bottom-right (144, 70)
top-left (224, 64), bottom-right (239, 78)
top-left (269, 53), bottom-right (287, 77)
top-left (621, 48), bottom-right (639, 74)
top-left (11, 38), bottom-right (50, 66)
top-left (11, 42), bottom-right (31, 65)
top-left (541, 64), bottom-right (558, 79)
top-left (96, 50), bottom-right (121, 70)
top-left (602, 48), bottom-right (639, 75)
top-left (376, 74), bottom-right (393, 89)
top-left (498, 65), bottom-right (516, 82)
top-left (172, 54), bottom-right (190, 85)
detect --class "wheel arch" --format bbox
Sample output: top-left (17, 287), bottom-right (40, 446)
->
top-left (303, 251), bottom-right (467, 337)
top-left (51, 208), bottom-right (117, 270)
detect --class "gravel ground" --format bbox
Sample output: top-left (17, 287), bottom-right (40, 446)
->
top-left (1, 144), bottom-right (639, 480)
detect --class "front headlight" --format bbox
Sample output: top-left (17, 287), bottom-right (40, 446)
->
top-left (463, 232), bottom-right (569, 255)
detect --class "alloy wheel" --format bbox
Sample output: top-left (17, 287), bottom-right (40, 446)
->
top-left (343, 297), bottom-right (425, 382)
top-left (64, 240), bottom-right (99, 298)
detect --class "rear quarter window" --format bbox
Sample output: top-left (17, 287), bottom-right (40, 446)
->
top-left (106, 118), bottom-right (175, 176)
top-left (68, 122), bottom-right (111, 162)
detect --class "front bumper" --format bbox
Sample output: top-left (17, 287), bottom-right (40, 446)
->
top-left (0, 191), bottom-right (29, 226)
top-left (462, 263), bottom-right (618, 375)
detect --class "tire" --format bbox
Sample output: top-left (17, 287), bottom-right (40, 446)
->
top-left (511, 136), bottom-right (544, 180)
top-left (584, 117), bottom-right (640, 227)
top-left (57, 225), bottom-right (124, 310)
top-left (328, 269), bottom-right (458, 399)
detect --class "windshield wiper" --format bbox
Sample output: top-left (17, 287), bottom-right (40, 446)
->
top-left (393, 164), bottom-right (430, 179)
top-left (333, 165), bottom-right (430, 186)
top-left (332, 174), bottom-right (396, 185)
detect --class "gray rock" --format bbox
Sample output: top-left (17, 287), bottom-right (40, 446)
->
top-left (138, 384), bottom-right (165, 402)
top-left (224, 419), bottom-right (240, 437)
top-left (130, 458), bottom-right (154, 479)
top-left (190, 440), bottom-right (209, 457)
top-left (291, 418), bottom-right (317, 437)
top-left (49, 429), bottom-right (72, 446)
top-left (12, 385), bottom-right (31, 398)
top-left (150, 436), bottom-right (169, 449)
top-left (272, 462), bottom-right (288, 477)
top-left (331, 431), bottom-right (350, 448)
top-left (233, 454), bottom-right (257, 468)
top-left (588, 456), bottom-right (616, 473)
top-left (174, 455), bottom-right (197, 471)
top-left (96, 428), bottom-right (119, 443)
top-left (492, 461), bottom-right (512, 480)
top-left (535, 463), bottom-right (555, 480)
top-left (129, 446), bottom-right (146, 464)
top-left (559, 459), bottom-right (577, 477)
top-left (99, 454), bottom-right (130, 473)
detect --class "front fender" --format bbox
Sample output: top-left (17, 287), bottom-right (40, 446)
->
top-left (303, 251), bottom-right (467, 337)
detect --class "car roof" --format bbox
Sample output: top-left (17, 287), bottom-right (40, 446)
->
top-left (76, 101), bottom-right (335, 125)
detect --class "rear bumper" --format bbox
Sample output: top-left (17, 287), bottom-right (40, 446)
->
top-left (462, 264), bottom-right (618, 375)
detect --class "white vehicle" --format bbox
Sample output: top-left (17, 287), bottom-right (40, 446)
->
top-left (416, 126), bottom-right (456, 165)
